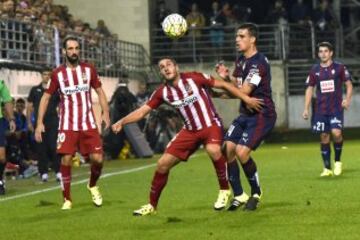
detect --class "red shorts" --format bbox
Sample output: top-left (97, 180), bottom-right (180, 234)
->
top-left (165, 124), bottom-right (224, 161)
top-left (57, 129), bottom-right (103, 156)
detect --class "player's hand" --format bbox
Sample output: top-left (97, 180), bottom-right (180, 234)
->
top-left (35, 123), bottom-right (45, 142)
top-left (245, 97), bottom-right (264, 112)
top-left (102, 112), bottom-right (110, 129)
top-left (112, 121), bottom-right (123, 134)
top-left (342, 99), bottom-right (350, 110)
top-left (9, 119), bottom-right (16, 133)
top-left (302, 109), bottom-right (309, 120)
top-left (215, 62), bottom-right (229, 80)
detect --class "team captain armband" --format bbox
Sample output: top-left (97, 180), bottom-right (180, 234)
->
top-left (245, 67), bottom-right (261, 86)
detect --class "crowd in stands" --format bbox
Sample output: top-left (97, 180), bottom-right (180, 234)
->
top-left (155, 0), bottom-right (341, 31)
top-left (0, 0), bottom-right (114, 39)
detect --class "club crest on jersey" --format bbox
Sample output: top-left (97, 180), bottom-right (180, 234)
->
top-left (331, 69), bottom-right (335, 75)
top-left (184, 83), bottom-right (193, 95)
top-left (82, 72), bottom-right (88, 83)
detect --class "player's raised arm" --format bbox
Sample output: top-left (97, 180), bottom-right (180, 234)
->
top-left (95, 87), bottom-right (110, 129)
top-left (213, 79), bottom-right (263, 111)
top-left (112, 104), bottom-right (152, 134)
top-left (35, 92), bottom-right (51, 142)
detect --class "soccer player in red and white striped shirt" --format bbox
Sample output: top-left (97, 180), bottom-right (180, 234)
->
top-left (112, 57), bottom-right (263, 216)
top-left (35, 36), bottom-right (110, 210)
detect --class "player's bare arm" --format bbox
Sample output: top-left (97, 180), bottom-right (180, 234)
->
top-left (303, 86), bottom-right (313, 119)
top-left (4, 101), bottom-right (16, 133)
top-left (342, 81), bottom-right (353, 110)
top-left (112, 104), bottom-right (152, 134)
top-left (95, 87), bottom-right (110, 129)
top-left (26, 101), bottom-right (34, 132)
top-left (213, 79), bottom-right (263, 111)
top-left (35, 92), bottom-right (51, 142)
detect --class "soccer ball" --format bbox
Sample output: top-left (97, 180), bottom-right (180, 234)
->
top-left (162, 13), bottom-right (188, 39)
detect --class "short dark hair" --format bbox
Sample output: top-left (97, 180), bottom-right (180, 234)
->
top-left (317, 41), bottom-right (334, 52)
top-left (16, 98), bottom-right (25, 105)
top-left (62, 35), bottom-right (80, 49)
top-left (158, 56), bottom-right (177, 66)
top-left (238, 23), bottom-right (258, 43)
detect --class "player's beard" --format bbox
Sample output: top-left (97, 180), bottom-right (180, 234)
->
top-left (66, 54), bottom-right (79, 65)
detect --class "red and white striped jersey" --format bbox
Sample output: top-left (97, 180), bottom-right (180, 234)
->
top-left (147, 72), bottom-right (222, 131)
top-left (46, 62), bottom-right (101, 131)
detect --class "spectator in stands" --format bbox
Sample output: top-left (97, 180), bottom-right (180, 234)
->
top-left (232, 4), bottom-right (251, 24)
top-left (312, 0), bottom-right (338, 31)
top-left (222, 2), bottom-right (236, 26)
top-left (208, 1), bottom-right (226, 59)
top-left (186, 3), bottom-right (206, 41)
top-left (154, 0), bottom-right (170, 28)
top-left (290, 0), bottom-right (311, 24)
top-left (95, 19), bottom-right (111, 37)
top-left (266, 0), bottom-right (288, 24)
top-left (2, 0), bottom-right (15, 18)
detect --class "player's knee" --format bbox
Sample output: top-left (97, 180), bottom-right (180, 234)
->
top-left (320, 134), bottom-right (330, 143)
top-left (61, 155), bottom-right (73, 166)
top-left (157, 157), bottom-right (172, 173)
top-left (90, 154), bottom-right (103, 164)
top-left (206, 147), bottom-right (222, 160)
top-left (332, 132), bottom-right (343, 142)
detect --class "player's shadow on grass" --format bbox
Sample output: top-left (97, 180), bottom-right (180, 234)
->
top-left (36, 200), bottom-right (57, 207)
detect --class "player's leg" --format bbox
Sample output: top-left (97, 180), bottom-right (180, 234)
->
top-left (60, 154), bottom-right (73, 210)
top-left (223, 141), bottom-right (249, 210)
top-left (87, 152), bottom-right (104, 207)
top-left (320, 132), bottom-right (332, 176)
top-left (57, 131), bottom-right (78, 209)
top-left (134, 128), bottom-right (196, 216)
top-left (205, 143), bottom-right (231, 210)
top-left (235, 145), bottom-right (261, 211)
top-left (78, 129), bottom-right (104, 207)
top-left (331, 128), bottom-right (343, 176)
top-left (133, 153), bottom-right (180, 216)
top-left (223, 119), bottom-right (249, 210)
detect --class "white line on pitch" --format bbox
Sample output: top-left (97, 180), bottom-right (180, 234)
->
top-left (0, 163), bottom-right (156, 203)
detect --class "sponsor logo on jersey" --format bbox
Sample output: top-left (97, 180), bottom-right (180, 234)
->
top-left (63, 84), bottom-right (90, 95)
top-left (320, 79), bottom-right (335, 93)
top-left (171, 94), bottom-right (198, 108)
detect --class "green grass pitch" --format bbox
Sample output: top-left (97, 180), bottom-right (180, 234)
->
top-left (1, 141), bottom-right (359, 240)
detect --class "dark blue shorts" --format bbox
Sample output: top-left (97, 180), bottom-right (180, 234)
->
top-left (0, 118), bottom-right (6, 147)
top-left (225, 114), bottom-right (276, 150)
top-left (311, 112), bottom-right (343, 133)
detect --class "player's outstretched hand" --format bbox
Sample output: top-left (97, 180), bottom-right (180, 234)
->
top-left (302, 109), bottom-right (309, 120)
top-left (35, 123), bottom-right (45, 142)
top-left (342, 99), bottom-right (350, 110)
top-left (102, 112), bottom-right (110, 129)
top-left (112, 121), bottom-right (123, 134)
top-left (215, 61), bottom-right (229, 80)
top-left (246, 97), bottom-right (264, 112)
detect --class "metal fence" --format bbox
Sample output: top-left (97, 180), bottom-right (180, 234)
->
top-left (151, 23), bottom-right (343, 63)
top-left (0, 18), bottom-right (157, 81)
